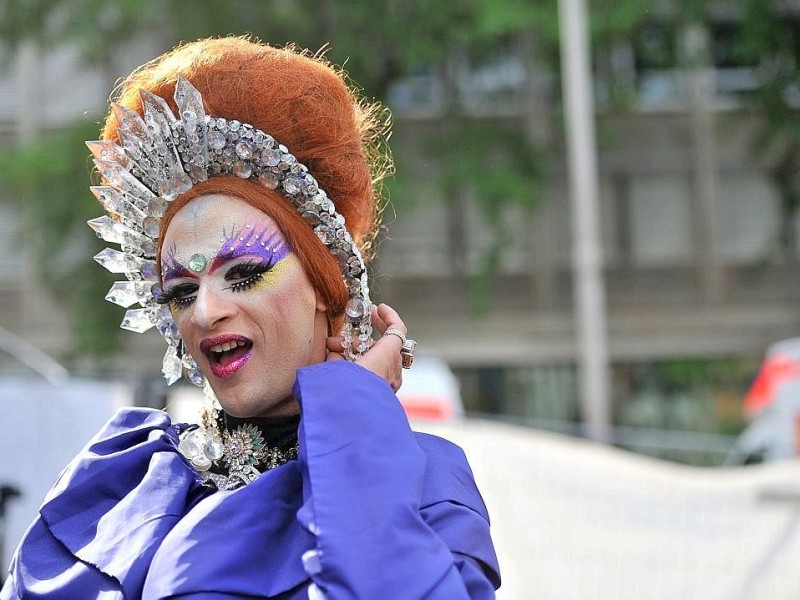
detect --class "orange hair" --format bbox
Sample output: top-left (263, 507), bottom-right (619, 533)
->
top-left (100, 36), bottom-right (391, 329)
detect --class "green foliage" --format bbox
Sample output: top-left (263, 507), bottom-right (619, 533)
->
top-left (0, 121), bottom-right (122, 357)
top-left (15, 0), bottom-right (796, 358)
top-left (734, 0), bottom-right (800, 253)
top-left (429, 118), bottom-right (544, 313)
top-left (0, 0), bottom-right (644, 349)
top-left (658, 357), bottom-right (755, 393)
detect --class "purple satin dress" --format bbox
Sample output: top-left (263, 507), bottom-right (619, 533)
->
top-left (1, 362), bottom-right (500, 599)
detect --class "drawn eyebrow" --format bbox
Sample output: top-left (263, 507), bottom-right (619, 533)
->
top-left (209, 225), bottom-right (290, 274)
top-left (161, 244), bottom-right (195, 281)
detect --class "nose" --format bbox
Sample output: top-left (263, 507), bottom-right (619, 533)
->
top-left (191, 284), bottom-right (237, 330)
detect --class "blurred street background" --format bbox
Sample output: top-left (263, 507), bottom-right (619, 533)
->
top-left (1, 0), bottom-right (800, 598)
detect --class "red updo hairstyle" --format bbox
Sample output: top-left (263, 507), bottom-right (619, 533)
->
top-left (100, 36), bottom-right (391, 331)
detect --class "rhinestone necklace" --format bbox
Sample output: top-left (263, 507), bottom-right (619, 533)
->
top-left (178, 412), bottom-right (300, 491)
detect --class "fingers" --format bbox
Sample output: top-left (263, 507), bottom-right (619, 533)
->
top-left (371, 304), bottom-right (406, 357)
top-left (327, 303), bottom-right (407, 391)
top-left (325, 336), bottom-right (345, 362)
top-left (358, 341), bottom-right (403, 391)
top-left (372, 303), bottom-right (407, 337)
top-left (326, 336), bottom-right (345, 353)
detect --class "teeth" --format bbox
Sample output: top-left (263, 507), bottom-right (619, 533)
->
top-left (209, 340), bottom-right (246, 354)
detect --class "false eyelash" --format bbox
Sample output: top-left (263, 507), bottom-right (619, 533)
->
top-left (228, 273), bottom-right (265, 293)
top-left (170, 296), bottom-right (195, 310)
top-left (155, 282), bottom-right (198, 308)
top-left (225, 260), bottom-right (272, 293)
top-left (225, 260), bottom-right (272, 279)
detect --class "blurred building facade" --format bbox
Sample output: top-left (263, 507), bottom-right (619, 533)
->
top-left (377, 15), bottom-right (800, 442)
top-left (1, 17), bottom-right (799, 447)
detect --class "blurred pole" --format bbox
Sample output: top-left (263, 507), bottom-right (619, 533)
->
top-left (17, 39), bottom-right (41, 357)
top-left (17, 39), bottom-right (38, 144)
top-left (0, 485), bottom-right (21, 587)
top-left (0, 325), bottom-right (70, 385)
top-left (557, 0), bottom-right (611, 441)
top-left (684, 23), bottom-right (723, 303)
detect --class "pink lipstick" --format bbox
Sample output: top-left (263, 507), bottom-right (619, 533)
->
top-left (200, 334), bottom-right (253, 379)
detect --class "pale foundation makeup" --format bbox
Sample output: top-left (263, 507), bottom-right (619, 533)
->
top-left (159, 194), bottom-right (327, 418)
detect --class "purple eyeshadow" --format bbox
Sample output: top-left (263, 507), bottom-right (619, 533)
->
top-left (210, 225), bottom-right (290, 272)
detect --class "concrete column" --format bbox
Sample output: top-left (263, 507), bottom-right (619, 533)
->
top-left (684, 23), bottom-right (724, 303)
top-left (16, 40), bottom-right (41, 347)
top-left (558, 0), bottom-right (612, 441)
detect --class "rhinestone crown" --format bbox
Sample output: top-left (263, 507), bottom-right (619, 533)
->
top-left (87, 76), bottom-right (373, 386)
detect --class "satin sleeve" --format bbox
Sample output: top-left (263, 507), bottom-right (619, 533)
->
top-left (293, 361), bottom-right (500, 599)
top-left (1, 408), bottom-right (207, 600)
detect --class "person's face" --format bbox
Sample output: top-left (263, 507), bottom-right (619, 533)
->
top-left (160, 194), bottom-right (328, 418)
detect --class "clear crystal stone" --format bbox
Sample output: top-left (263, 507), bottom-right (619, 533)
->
top-left (182, 353), bottom-right (198, 369)
top-left (192, 454), bottom-right (212, 471)
top-left (204, 438), bottom-right (224, 461)
top-left (264, 148), bottom-right (281, 166)
top-left (88, 216), bottom-right (133, 245)
top-left (345, 298), bottom-right (369, 319)
top-left (208, 131), bottom-right (226, 150)
top-left (156, 319), bottom-right (180, 343)
top-left (162, 349), bottom-right (183, 385)
top-left (331, 248), bottom-right (348, 267)
top-left (105, 281), bottom-right (141, 308)
top-left (86, 140), bottom-right (129, 167)
top-left (140, 239), bottom-right (157, 257)
top-left (143, 216), bottom-right (160, 237)
top-left (140, 261), bottom-right (158, 281)
top-left (235, 141), bottom-right (252, 159)
top-left (148, 198), bottom-right (167, 217)
top-left (316, 227), bottom-right (333, 245)
top-left (301, 210), bottom-right (321, 226)
top-left (120, 308), bottom-right (155, 333)
top-left (189, 165), bottom-right (206, 181)
top-left (187, 366), bottom-right (205, 387)
top-left (232, 162), bottom-right (252, 178)
top-left (93, 248), bottom-right (130, 273)
top-left (283, 177), bottom-right (302, 194)
top-left (179, 435), bottom-right (200, 458)
top-left (259, 173), bottom-right (279, 189)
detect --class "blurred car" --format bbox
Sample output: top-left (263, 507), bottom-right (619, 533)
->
top-left (743, 337), bottom-right (800, 418)
top-left (731, 337), bottom-right (800, 463)
top-left (396, 354), bottom-right (464, 422)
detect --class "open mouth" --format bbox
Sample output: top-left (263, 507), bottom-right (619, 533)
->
top-left (200, 335), bottom-right (253, 378)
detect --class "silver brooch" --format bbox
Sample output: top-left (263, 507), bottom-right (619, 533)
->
top-left (178, 422), bottom-right (298, 491)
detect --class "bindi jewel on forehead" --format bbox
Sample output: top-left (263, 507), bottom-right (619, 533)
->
top-left (188, 253), bottom-right (208, 272)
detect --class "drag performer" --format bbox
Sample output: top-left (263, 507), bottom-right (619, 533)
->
top-left (1, 37), bottom-right (500, 599)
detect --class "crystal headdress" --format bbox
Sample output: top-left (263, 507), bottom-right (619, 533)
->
top-left (87, 76), bottom-right (373, 387)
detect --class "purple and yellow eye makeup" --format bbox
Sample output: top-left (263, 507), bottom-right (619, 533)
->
top-left (210, 224), bottom-right (290, 274)
top-left (162, 225), bottom-right (289, 279)
top-left (158, 223), bottom-right (291, 305)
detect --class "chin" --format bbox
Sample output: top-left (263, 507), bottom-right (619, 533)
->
top-left (212, 385), bottom-right (298, 419)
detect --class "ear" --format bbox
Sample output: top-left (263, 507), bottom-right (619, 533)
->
top-left (314, 289), bottom-right (328, 313)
